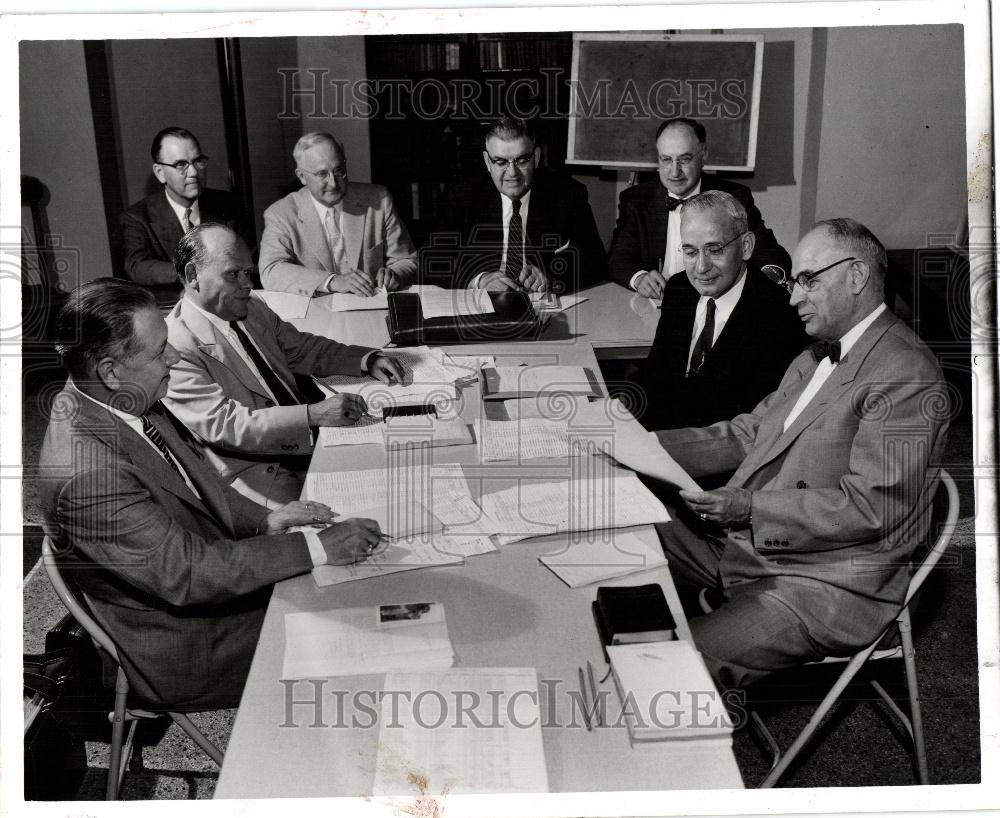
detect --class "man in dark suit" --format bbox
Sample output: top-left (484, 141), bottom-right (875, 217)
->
top-left (608, 118), bottom-right (790, 299)
top-left (639, 190), bottom-right (807, 431)
top-left (121, 127), bottom-right (249, 286)
top-left (38, 278), bottom-right (384, 710)
top-left (654, 218), bottom-right (949, 689)
top-left (426, 116), bottom-right (607, 293)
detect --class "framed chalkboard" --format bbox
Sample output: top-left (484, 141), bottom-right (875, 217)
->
top-left (567, 33), bottom-right (763, 171)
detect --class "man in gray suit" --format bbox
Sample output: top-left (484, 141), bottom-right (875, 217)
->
top-left (259, 132), bottom-right (417, 297)
top-left (655, 218), bottom-right (949, 689)
top-left (38, 278), bottom-right (384, 709)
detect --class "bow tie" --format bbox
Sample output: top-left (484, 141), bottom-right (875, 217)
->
top-left (665, 197), bottom-right (688, 211)
top-left (810, 340), bottom-right (842, 364)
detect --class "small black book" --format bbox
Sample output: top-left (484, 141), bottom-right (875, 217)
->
top-left (386, 291), bottom-right (543, 346)
top-left (592, 584), bottom-right (676, 658)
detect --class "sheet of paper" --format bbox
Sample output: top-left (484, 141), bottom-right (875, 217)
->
top-left (282, 602), bottom-right (453, 678)
top-left (538, 527), bottom-right (668, 588)
top-left (312, 536), bottom-right (464, 587)
top-left (442, 352), bottom-right (496, 378)
top-left (503, 395), bottom-right (593, 421)
top-left (252, 290), bottom-right (311, 320)
top-left (557, 294), bottom-right (588, 311)
top-left (373, 668), bottom-right (549, 795)
top-left (324, 290), bottom-right (390, 312)
top-left (420, 288), bottom-right (495, 319)
top-left (490, 365), bottom-right (594, 397)
top-left (478, 418), bottom-right (598, 462)
top-left (479, 472), bottom-right (669, 540)
top-left (317, 415), bottom-right (385, 447)
top-left (384, 416), bottom-right (473, 449)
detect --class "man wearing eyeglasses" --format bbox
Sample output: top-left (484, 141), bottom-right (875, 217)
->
top-left (639, 191), bottom-right (805, 433)
top-left (651, 218), bottom-right (949, 689)
top-left (121, 127), bottom-right (249, 287)
top-left (608, 118), bottom-right (790, 300)
top-left (164, 224), bottom-right (404, 506)
top-left (427, 116), bottom-right (606, 293)
top-left (258, 132), bottom-right (417, 297)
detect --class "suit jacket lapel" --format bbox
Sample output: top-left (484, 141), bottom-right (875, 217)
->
top-left (149, 191), bottom-right (183, 260)
top-left (294, 188), bottom-right (334, 272)
top-left (340, 188), bottom-right (366, 271)
top-left (663, 281), bottom-right (699, 374)
top-left (647, 190), bottom-right (670, 264)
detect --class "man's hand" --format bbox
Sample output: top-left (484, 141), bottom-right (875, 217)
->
top-left (307, 393), bottom-right (369, 426)
top-left (263, 500), bottom-right (338, 534)
top-left (328, 269), bottom-right (376, 297)
top-left (635, 270), bottom-right (666, 298)
top-left (679, 487), bottom-right (753, 528)
top-left (375, 267), bottom-right (401, 292)
top-left (479, 271), bottom-right (521, 292)
top-left (368, 354), bottom-right (405, 385)
top-left (318, 517), bottom-right (385, 565)
top-left (517, 263), bottom-right (549, 294)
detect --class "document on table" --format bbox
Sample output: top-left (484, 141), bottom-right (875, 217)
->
top-left (318, 346), bottom-right (460, 410)
top-left (503, 395), bottom-right (593, 420)
top-left (420, 288), bottom-right (495, 319)
top-left (477, 417), bottom-right (599, 462)
top-left (324, 290), bottom-right (390, 312)
top-left (252, 290), bottom-right (311, 320)
top-left (317, 416), bottom-right (473, 450)
top-left (317, 415), bottom-right (385, 447)
top-left (479, 472), bottom-right (670, 541)
top-left (538, 527), bottom-right (668, 588)
top-left (373, 668), bottom-right (549, 795)
top-left (482, 365), bottom-right (599, 400)
top-left (282, 601), bottom-right (454, 679)
top-left (311, 536), bottom-right (464, 587)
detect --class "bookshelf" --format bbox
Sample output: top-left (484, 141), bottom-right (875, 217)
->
top-left (364, 32), bottom-right (573, 245)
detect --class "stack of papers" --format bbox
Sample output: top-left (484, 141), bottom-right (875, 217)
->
top-left (282, 601), bottom-right (454, 679)
top-left (607, 641), bottom-right (734, 746)
top-left (316, 415), bottom-right (473, 449)
top-left (419, 288), bottom-right (495, 319)
top-left (538, 528), bottom-right (668, 588)
top-left (373, 668), bottom-right (549, 795)
top-left (482, 365), bottom-right (599, 400)
top-left (477, 417), bottom-right (600, 462)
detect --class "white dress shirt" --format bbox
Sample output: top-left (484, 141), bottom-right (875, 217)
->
top-left (628, 179), bottom-right (703, 290)
top-left (165, 189), bottom-right (200, 231)
top-left (686, 268), bottom-right (747, 366)
top-left (782, 303), bottom-right (888, 431)
top-left (471, 191), bottom-right (532, 289)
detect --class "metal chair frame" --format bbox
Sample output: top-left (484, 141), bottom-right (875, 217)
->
top-left (41, 537), bottom-right (225, 800)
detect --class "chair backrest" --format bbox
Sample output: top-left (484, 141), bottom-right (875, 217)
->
top-left (902, 468), bottom-right (960, 607)
top-left (41, 537), bottom-right (121, 663)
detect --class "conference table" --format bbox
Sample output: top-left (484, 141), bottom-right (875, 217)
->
top-left (214, 288), bottom-right (744, 800)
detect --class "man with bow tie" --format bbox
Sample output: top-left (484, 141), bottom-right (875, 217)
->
top-left (608, 118), bottom-right (791, 299)
top-left (652, 218), bottom-right (949, 689)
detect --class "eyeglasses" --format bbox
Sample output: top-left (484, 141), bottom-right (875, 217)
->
top-left (773, 257), bottom-right (858, 294)
top-left (298, 166), bottom-right (348, 182)
top-left (658, 149), bottom-right (703, 169)
top-left (486, 152), bottom-right (535, 171)
top-left (679, 233), bottom-right (743, 261)
top-left (156, 155), bottom-right (209, 173)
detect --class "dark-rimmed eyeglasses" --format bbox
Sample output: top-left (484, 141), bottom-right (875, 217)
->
top-left (486, 152), bottom-right (535, 171)
top-left (773, 257), bottom-right (858, 294)
top-left (156, 156), bottom-right (209, 173)
top-left (679, 233), bottom-right (743, 261)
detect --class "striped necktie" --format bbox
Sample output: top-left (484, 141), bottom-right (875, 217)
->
top-left (504, 198), bottom-right (524, 281)
top-left (140, 413), bottom-right (181, 475)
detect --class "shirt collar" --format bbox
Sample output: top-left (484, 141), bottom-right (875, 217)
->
top-left (501, 190), bottom-right (531, 217)
top-left (69, 377), bottom-right (145, 423)
top-left (837, 303), bottom-right (887, 357)
top-left (700, 267), bottom-right (747, 323)
top-left (669, 180), bottom-right (702, 203)
top-left (310, 194), bottom-right (339, 224)
top-left (185, 296), bottom-right (240, 336)
top-left (164, 189), bottom-right (199, 225)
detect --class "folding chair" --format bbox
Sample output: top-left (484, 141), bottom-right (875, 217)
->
top-left (700, 469), bottom-right (960, 787)
top-left (41, 537), bottom-right (225, 800)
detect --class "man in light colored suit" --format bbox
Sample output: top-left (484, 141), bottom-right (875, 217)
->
top-left (259, 131), bottom-right (417, 297)
top-left (38, 278), bottom-right (384, 710)
top-left (164, 224), bottom-right (404, 506)
top-left (654, 218), bottom-right (949, 689)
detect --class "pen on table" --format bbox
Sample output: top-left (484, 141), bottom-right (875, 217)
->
top-left (586, 660), bottom-right (602, 728)
top-left (578, 666), bottom-right (593, 732)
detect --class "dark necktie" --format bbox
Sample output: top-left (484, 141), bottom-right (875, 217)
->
top-left (182, 207), bottom-right (193, 233)
top-left (810, 340), bottom-right (842, 364)
top-left (504, 198), bottom-right (524, 281)
top-left (140, 413), bottom-right (181, 476)
top-left (688, 298), bottom-right (716, 375)
top-left (665, 196), bottom-right (687, 212)
top-left (229, 321), bottom-right (301, 407)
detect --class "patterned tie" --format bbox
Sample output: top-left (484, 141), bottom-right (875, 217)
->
top-left (182, 207), bottom-right (193, 233)
top-left (687, 298), bottom-right (716, 375)
top-left (140, 413), bottom-right (181, 475)
top-left (324, 207), bottom-right (345, 273)
top-left (229, 321), bottom-right (302, 407)
top-left (810, 340), bottom-right (842, 364)
top-left (505, 198), bottom-right (524, 282)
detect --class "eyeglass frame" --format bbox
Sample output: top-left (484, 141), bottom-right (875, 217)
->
top-left (678, 232), bottom-right (745, 261)
top-left (658, 148), bottom-right (705, 170)
top-left (297, 165), bottom-right (348, 183)
top-left (774, 256), bottom-right (859, 294)
top-left (485, 151), bottom-right (536, 171)
top-left (155, 155), bottom-right (209, 173)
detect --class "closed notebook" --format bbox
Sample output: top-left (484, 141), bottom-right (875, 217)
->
top-left (386, 291), bottom-right (542, 346)
top-left (593, 583), bottom-right (676, 657)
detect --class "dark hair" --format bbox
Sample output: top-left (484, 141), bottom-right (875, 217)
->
top-left (54, 278), bottom-right (157, 379)
top-left (484, 116), bottom-right (536, 147)
top-left (150, 126), bottom-right (200, 162)
top-left (174, 222), bottom-right (228, 282)
top-left (654, 118), bottom-right (707, 144)
top-left (815, 218), bottom-right (888, 281)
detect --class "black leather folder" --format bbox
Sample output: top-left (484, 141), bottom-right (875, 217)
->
top-left (386, 291), bottom-right (543, 346)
